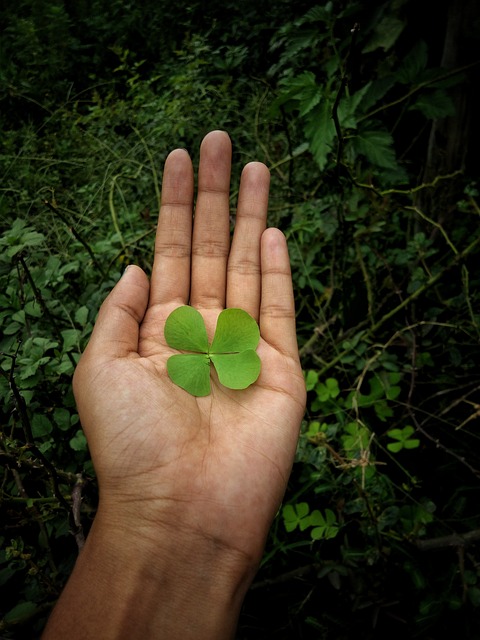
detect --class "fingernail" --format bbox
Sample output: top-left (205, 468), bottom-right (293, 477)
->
top-left (121, 265), bottom-right (132, 278)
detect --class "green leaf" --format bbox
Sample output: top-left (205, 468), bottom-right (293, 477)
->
top-left (307, 508), bottom-right (339, 540)
top-left (396, 40), bottom-right (428, 84)
top-left (167, 353), bottom-right (211, 397)
top-left (408, 90), bottom-right (455, 120)
top-left (338, 82), bottom-right (372, 128)
top-left (74, 305), bottom-right (89, 326)
top-left (210, 308), bottom-right (260, 354)
top-left (53, 407), bottom-right (72, 431)
top-left (305, 91), bottom-right (336, 170)
top-left (353, 130), bottom-right (398, 169)
top-left (70, 429), bottom-right (88, 452)
top-left (387, 425), bottom-right (420, 452)
top-left (165, 306), bottom-right (261, 396)
top-left (404, 438), bottom-right (420, 449)
top-left (3, 601), bottom-right (38, 624)
top-left (305, 370), bottom-right (319, 391)
top-left (61, 328), bottom-right (81, 352)
top-left (283, 502), bottom-right (310, 532)
top-left (164, 305), bottom-right (209, 353)
top-left (270, 71), bottom-right (319, 116)
top-left (210, 350), bottom-right (261, 389)
top-left (362, 15), bottom-right (406, 53)
top-left (387, 441), bottom-right (403, 453)
top-left (24, 300), bottom-right (42, 318)
top-left (31, 414), bottom-right (53, 438)
top-left (0, 564), bottom-right (17, 587)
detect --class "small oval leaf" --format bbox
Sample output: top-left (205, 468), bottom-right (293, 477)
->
top-left (167, 353), bottom-right (211, 397)
top-left (210, 350), bottom-right (261, 390)
top-left (164, 306), bottom-right (209, 353)
top-left (210, 308), bottom-right (260, 354)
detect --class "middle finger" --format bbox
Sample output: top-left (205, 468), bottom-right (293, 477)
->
top-left (190, 130), bottom-right (232, 310)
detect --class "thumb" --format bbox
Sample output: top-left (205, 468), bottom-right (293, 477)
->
top-left (83, 265), bottom-right (150, 360)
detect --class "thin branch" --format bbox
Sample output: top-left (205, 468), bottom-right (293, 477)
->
top-left (416, 529), bottom-right (480, 551)
top-left (11, 469), bottom-right (58, 574)
top-left (358, 60), bottom-right (480, 123)
top-left (71, 474), bottom-right (86, 551)
top-left (332, 23), bottom-right (359, 176)
top-left (251, 563), bottom-right (323, 590)
top-left (408, 408), bottom-right (480, 479)
top-left (5, 350), bottom-right (72, 513)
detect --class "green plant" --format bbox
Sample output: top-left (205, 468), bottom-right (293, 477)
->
top-left (282, 502), bottom-right (339, 541)
top-left (387, 425), bottom-right (421, 453)
top-left (164, 306), bottom-right (261, 396)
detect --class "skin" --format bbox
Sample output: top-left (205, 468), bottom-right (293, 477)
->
top-left (42, 130), bottom-right (306, 639)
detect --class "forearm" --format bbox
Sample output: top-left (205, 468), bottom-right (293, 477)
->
top-left (42, 508), bottom-right (256, 639)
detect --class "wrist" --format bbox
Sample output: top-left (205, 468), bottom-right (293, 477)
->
top-left (44, 506), bottom-right (256, 639)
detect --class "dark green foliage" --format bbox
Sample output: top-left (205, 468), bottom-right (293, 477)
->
top-left (1, 0), bottom-right (480, 637)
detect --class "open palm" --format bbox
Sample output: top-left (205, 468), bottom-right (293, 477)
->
top-left (73, 131), bottom-right (306, 565)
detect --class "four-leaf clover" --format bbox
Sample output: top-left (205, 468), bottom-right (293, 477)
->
top-left (164, 306), bottom-right (261, 396)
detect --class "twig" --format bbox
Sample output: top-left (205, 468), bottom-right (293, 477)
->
top-left (0, 449), bottom-right (78, 484)
top-left (355, 237), bottom-right (374, 327)
top-left (5, 350), bottom-right (72, 513)
top-left (347, 169), bottom-right (463, 199)
top-left (250, 563), bottom-right (323, 590)
top-left (358, 60), bottom-right (480, 124)
top-left (71, 474), bottom-right (86, 551)
top-left (331, 24), bottom-right (360, 176)
top-left (298, 315), bottom-right (338, 359)
top-left (5, 354), bottom-right (89, 549)
top-left (406, 205), bottom-right (458, 255)
top-left (11, 469), bottom-right (58, 574)
top-left (416, 529), bottom-right (480, 551)
top-left (408, 408), bottom-right (480, 479)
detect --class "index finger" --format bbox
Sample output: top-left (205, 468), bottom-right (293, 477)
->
top-left (259, 228), bottom-right (299, 360)
top-left (149, 148), bottom-right (194, 307)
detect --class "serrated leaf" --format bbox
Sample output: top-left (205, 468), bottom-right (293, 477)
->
top-left (338, 82), bottom-right (372, 128)
top-left (167, 353), bottom-right (211, 397)
top-left (271, 71), bottom-right (319, 114)
top-left (53, 407), bottom-right (72, 431)
top-left (305, 92), bottom-right (336, 170)
top-left (353, 130), bottom-right (398, 169)
top-left (359, 76), bottom-right (397, 113)
top-left (408, 90), bottom-right (455, 119)
top-left (210, 350), bottom-right (261, 389)
top-left (397, 40), bottom-right (428, 84)
top-left (210, 308), bottom-right (259, 354)
top-left (164, 305), bottom-right (209, 353)
top-left (31, 414), bottom-right (53, 437)
top-left (362, 15), bottom-right (406, 53)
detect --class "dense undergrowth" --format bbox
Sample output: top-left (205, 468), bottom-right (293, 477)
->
top-left (1, 0), bottom-right (479, 637)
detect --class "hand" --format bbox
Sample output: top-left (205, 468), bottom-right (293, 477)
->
top-left (43, 131), bottom-right (306, 639)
